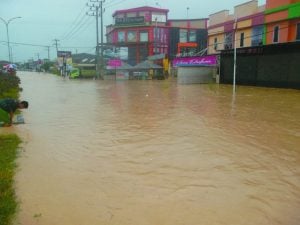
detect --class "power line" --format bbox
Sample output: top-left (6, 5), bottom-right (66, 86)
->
top-left (0, 40), bottom-right (93, 49)
top-left (60, 5), bottom-right (87, 40)
top-left (53, 39), bottom-right (60, 52)
top-left (207, 24), bottom-right (291, 51)
top-left (63, 16), bottom-right (93, 41)
top-left (104, 0), bottom-right (131, 8)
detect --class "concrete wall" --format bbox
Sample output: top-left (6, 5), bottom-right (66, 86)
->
top-left (208, 33), bottom-right (225, 54)
top-left (234, 0), bottom-right (259, 18)
top-left (177, 67), bottom-right (216, 84)
top-left (209, 10), bottom-right (230, 26)
top-left (266, 20), bottom-right (290, 44)
top-left (266, 0), bottom-right (295, 9)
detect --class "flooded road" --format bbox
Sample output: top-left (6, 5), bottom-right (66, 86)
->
top-left (12, 71), bottom-right (300, 225)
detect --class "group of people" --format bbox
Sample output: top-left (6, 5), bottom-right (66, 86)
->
top-left (0, 98), bottom-right (28, 127)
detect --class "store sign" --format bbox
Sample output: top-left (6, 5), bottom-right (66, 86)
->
top-left (173, 56), bottom-right (218, 67)
top-left (108, 59), bottom-right (122, 68)
top-left (115, 17), bottom-right (145, 25)
top-left (152, 14), bottom-right (167, 23)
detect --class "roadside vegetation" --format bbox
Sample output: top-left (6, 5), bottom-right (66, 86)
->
top-left (0, 74), bottom-right (21, 99)
top-left (0, 134), bottom-right (21, 225)
top-left (0, 73), bottom-right (22, 225)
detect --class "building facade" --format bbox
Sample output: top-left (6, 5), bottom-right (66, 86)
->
top-left (106, 6), bottom-right (209, 65)
top-left (208, 0), bottom-right (265, 55)
top-left (265, 0), bottom-right (300, 44)
top-left (106, 6), bottom-right (169, 65)
top-left (207, 0), bottom-right (300, 55)
top-left (167, 19), bottom-right (208, 60)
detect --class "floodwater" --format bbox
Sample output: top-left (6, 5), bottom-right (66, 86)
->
top-left (8, 71), bottom-right (300, 225)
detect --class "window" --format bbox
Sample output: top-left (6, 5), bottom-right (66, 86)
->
top-left (296, 23), bottom-right (300, 41)
top-left (224, 32), bottom-right (233, 49)
top-left (127, 31), bottom-right (137, 42)
top-left (273, 26), bottom-right (279, 43)
top-left (252, 25), bottom-right (263, 46)
top-left (179, 29), bottom-right (188, 43)
top-left (118, 31), bottom-right (125, 42)
top-left (140, 31), bottom-right (148, 42)
top-left (214, 38), bottom-right (218, 50)
top-left (240, 32), bottom-right (245, 47)
top-left (189, 30), bottom-right (197, 42)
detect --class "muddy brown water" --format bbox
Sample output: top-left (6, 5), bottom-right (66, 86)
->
top-left (5, 71), bottom-right (300, 225)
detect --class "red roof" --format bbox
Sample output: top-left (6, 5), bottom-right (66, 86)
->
top-left (113, 6), bottom-right (169, 17)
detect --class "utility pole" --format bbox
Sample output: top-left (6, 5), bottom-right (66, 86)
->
top-left (53, 39), bottom-right (60, 55)
top-left (233, 17), bottom-right (238, 93)
top-left (100, 0), bottom-right (105, 79)
top-left (87, 0), bottom-right (105, 79)
top-left (46, 46), bottom-right (50, 60)
top-left (0, 16), bottom-right (21, 62)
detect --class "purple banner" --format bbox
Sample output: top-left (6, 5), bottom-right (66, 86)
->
top-left (173, 56), bottom-right (218, 67)
top-left (108, 59), bottom-right (122, 67)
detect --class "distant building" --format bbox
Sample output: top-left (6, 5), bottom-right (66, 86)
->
top-left (264, 0), bottom-right (300, 45)
top-left (168, 19), bottom-right (208, 60)
top-left (106, 6), bottom-right (209, 65)
top-left (207, 0), bottom-right (300, 55)
top-left (207, 0), bottom-right (265, 55)
top-left (106, 6), bottom-right (169, 65)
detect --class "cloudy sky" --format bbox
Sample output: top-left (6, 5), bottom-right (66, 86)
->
top-left (0, 0), bottom-right (265, 62)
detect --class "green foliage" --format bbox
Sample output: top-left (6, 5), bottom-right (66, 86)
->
top-left (41, 61), bottom-right (54, 72)
top-left (0, 75), bottom-right (21, 99)
top-left (81, 69), bottom-right (96, 78)
top-left (50, 67), bottom-right (60, 76)
top-left (0, 134), bottom-right (21, 225)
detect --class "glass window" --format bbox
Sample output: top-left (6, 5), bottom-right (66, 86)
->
top-left (296, 23), bottom-right (300, 41)
top-left (140, 31), bottom-right (148, 42)
top-left (240, 32), bottom-right (244, 47)
top-left (118, 31), bottom-right (125, 42)
top-left (189, 30), bottom-right (197, 42)
top-left (180, 29), bottom-right (188, 43)
top-left (224, 32), bottom-right (233, 49)
top-left (214, 38), bottom-right (218, 50)
top-left (252, 25), bottom-right (263, 46)
top-left (127, 31), bottom-right (137, 42)
top-left (154, 27), bottom-right (159, 42)
top-left (273, 26), bottom-right (279, 43)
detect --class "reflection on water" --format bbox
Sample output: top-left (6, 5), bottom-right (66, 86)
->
top-left (13, 72), bottom-right (300, 225)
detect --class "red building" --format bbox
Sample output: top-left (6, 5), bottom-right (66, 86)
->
top-left (106, 6), bottom-right (169, 65)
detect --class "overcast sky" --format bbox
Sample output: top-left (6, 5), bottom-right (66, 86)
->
top-left (0, 0), bottom-right (265, 62)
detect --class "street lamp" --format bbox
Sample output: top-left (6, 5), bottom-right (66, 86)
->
top-left (0, 16), bottom-right (21, 62)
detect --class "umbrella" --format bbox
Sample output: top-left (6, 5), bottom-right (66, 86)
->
top-left (3, 64), bottom-right (17, 69)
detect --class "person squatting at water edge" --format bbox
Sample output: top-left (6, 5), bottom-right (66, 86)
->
top-left (0, 98), bottom-right (29, 127)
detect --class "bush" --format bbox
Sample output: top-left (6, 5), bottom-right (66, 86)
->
top-left (0, 75), bottom-right (21, 99)
top-left (81, 69), bottom-right (96, 78)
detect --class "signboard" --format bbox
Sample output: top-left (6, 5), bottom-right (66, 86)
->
top-left (57, 51), bottom-right (72, 58)
top-left (173, 56), bottom-right (218, 67)
top-left (152, 14), bottom-right (167, 23)
top-left (57, 51), bottom-right (72, 68)
top-left (115, 17), bottom-right (145, 25)
top-left (107, 59), bottom-right (122, 68)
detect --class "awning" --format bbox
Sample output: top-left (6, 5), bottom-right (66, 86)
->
top-left (134, 60), bottom-right (162, 69)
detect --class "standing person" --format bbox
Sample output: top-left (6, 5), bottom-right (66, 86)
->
top-left (163, 55), bottom-right (169, 79)
top-left (0, 98), bottom-right (29, 127)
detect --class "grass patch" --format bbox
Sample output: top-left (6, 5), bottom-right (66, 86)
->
top-left (0, 134), bottom-right (21, 225)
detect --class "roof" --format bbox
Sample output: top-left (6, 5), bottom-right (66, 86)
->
top-left (113, 6), bottom-right (169, 17)
top-left (168, 18), bottom-right (208, 22)
top-left (134, 60), bottom-right (162, 69)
